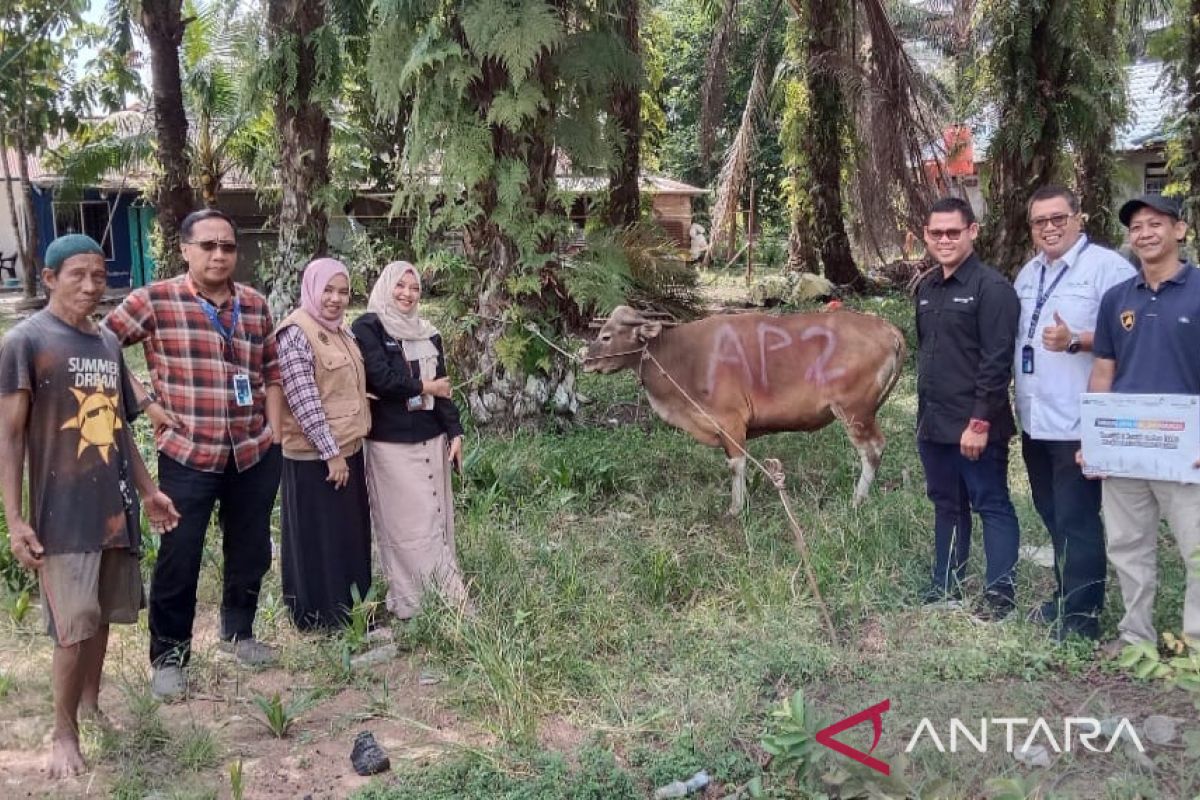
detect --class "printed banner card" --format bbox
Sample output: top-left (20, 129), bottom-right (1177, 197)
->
top-left (1080, 393), bottom-right (1200, 484)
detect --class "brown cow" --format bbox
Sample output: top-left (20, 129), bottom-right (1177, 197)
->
top-left (583, 305), bottom-right (906, 514)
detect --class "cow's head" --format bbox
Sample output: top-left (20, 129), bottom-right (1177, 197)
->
top-left (582, 305), bottom-right (663, 373)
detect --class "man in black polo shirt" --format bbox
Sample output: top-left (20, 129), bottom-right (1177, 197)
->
top-left (915, 197), bottom-right (1022, 621)
top-left (1090, 194), bottom-right (1200, 656)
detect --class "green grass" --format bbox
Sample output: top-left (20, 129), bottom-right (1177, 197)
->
top-left (2, 292), bottom-right (1198, 798)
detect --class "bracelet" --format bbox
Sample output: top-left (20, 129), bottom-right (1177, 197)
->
top-left (968, 418), bottom-right (991, 434)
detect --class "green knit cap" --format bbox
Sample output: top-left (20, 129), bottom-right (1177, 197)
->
top-left (44, 234), bottom-right (105, 271)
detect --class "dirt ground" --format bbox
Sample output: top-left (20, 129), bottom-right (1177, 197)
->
top-left (0, 615), bottom-right (491, 799)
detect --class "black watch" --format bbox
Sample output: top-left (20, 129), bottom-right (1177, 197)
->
top-left (1066, 334), bottom-right (1082, 354)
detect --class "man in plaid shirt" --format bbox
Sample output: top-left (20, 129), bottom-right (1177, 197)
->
top-left (104, 209), bottom-right (284, 701)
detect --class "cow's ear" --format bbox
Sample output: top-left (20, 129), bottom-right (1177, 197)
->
top-left (637, 321), bottom-right (662, 341)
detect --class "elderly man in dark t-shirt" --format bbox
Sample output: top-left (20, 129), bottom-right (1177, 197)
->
top-left (0, 235), bottom-right (179, 779)
top-left (1089, 194), bottom-right (1200, 658)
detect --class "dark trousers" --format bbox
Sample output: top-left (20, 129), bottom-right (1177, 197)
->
top-left (150, 447), bottom-right (282, 666)
top-left (1021, 433), bottom-right (1106, 634)
top-left (919, 439), bottom-right (1021, 600)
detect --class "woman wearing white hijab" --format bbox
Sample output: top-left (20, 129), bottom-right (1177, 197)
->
top-left (351, 261), bottom-right (470, 619)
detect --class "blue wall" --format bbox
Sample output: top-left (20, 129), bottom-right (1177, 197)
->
top-left (32, 187), bottom-right (139, 288)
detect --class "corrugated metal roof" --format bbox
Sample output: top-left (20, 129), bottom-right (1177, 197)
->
top-left (1121, 60), bottom-right (1176, 149)
top-left (966, 61), bottom-right (1178, 159)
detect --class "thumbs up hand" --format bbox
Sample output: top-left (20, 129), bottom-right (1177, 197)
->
top-left (1042, 310), bottom-right (1072, 352)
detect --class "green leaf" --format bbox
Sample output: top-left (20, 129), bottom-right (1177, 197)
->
top-left (486, 83), bottom-right (548, 130)
top-left (460, 0), bottom-right (563, 83)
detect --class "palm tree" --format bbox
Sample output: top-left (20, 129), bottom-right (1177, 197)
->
top-left (139, 0), bottom-right (194, 275)
top-left (705, 0), bottom-right (942, 288)
top-left (977, 0), bottom-right (1128, 274)
top-left (603, 0), bottom-right (643, 227)
top-left (53, 1), bottom-right (265, 213)
top-left (0, 0), bottom-right (84, 299)
top-left (367, 0), bottom-right (637, 424)
top-left (265, 0), bottom-right (335, 315)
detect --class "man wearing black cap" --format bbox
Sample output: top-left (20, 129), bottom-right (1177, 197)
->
top-left (1089, 194), bottom-right (1200, 657)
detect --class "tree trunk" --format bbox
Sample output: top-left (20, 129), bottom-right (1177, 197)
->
top-left (978, 1), bottom-right (1070, 275)
top-left (603, 0), bottom-right (641, 228)
top-left (1076, 129), bottom-right (1118, 246)
top-left (14, 139), bottom-right (42, 299)
top-left (455, 54), bottom-right (577, 427)
top-left (267, 0), bottom-right (332, 317)
top-left (0, 127), bottom-right (37, 293)
top-left (1185, 0), bottom-right (1200, 232)
top-left (140, 0), bottom-right (193, 278)
top-left (805, 0), bottom-right (864, 290)
top-left (787, 173), bottom-right (821, 273)
top-left (1075, 1), bottom-right (1121, 247)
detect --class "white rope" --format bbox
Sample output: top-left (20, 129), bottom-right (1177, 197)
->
top-left (450, 311), bottom-right (840, 643)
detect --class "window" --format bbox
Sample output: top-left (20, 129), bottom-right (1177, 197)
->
top-left (52, 200), bottom-right (115, 260)
top-left (1144, 161), bottom-right (1168, 195)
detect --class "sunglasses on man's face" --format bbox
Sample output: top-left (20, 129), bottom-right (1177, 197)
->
top-left (925, 228), bottom-right (966, 242)
top-left (187, 240), bottom-right (238, 254)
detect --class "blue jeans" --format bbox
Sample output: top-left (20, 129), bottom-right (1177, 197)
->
top-left (918, 439), bottom-right (1020, 600)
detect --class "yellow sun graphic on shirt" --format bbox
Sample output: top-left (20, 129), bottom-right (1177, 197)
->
top-left (60, 384), bottom-right (123, 464)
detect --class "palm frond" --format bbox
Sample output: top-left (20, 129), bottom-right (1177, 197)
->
top-left (708, 0), bottom-right (784, 258)
top-left (845, 0), bottom-right (947, 256)
top-left (698, 0), bottom-right (740, 167)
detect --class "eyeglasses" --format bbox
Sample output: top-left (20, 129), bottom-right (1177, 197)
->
top-left (1029, 213), bottom-right (1076, 231)
top-left (925, 228), bottom-right (966, 242)
top-left (186, 240), bottom-right (238, 254)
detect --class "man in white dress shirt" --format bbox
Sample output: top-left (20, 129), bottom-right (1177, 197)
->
top-left (1013, 185), bottom-right (1135, 641)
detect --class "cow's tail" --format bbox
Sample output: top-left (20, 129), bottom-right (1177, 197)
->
top-left (875, 325), bottom-right (907, 410)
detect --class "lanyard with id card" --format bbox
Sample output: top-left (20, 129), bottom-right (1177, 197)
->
top-left (1022, 245), bottom-right (1085, 374)
top-left (197, 293), bottom-right (253, 407)
top-left (390, 335), bottom-right (432, 411)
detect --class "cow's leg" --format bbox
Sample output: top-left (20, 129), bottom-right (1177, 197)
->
top-left (848, 417), bottom-right (885, 507)
top-left (727, 454), bottom-right (747, 516)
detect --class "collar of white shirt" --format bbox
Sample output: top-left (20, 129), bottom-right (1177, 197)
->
top-left (1032, 233), bottom-right (1089, 274)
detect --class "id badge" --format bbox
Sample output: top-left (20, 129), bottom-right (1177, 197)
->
top-left (1021, 344), bottom-right (1035, 375)
top-left (407, 395), bottom-right (426, 412)
top-left (232, 373), bottom-right (253, 407)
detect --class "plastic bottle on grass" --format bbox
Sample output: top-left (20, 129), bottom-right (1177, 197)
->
top-left (653, 770), bottom-right (710, 799)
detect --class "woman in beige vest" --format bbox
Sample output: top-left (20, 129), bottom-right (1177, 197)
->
top-left (276, 258), bottom-right (372, 629)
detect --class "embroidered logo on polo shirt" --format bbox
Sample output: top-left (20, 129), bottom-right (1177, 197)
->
top-left (1120, 310), bottom-right (1136, 331)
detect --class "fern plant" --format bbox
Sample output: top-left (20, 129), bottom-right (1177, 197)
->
top-left (367, 0), bottom-right (640, 423)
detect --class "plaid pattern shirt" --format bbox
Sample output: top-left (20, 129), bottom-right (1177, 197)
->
top-left (103, 275), bottom-right (281, 473)
top-left (277, 325), bottom-right (339, 460)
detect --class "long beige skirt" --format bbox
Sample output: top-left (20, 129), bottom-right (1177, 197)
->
top-left (364, 435), bottom-right (469, 619)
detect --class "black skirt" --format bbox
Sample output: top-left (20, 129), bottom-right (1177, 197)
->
top-left (280, 449), bottom-right (373, 631)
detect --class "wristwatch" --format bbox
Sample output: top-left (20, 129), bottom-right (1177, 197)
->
top-left (968, 418), bottom-right (991, 434)
top-left (1066, 333), bottom-right (1082, 354)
